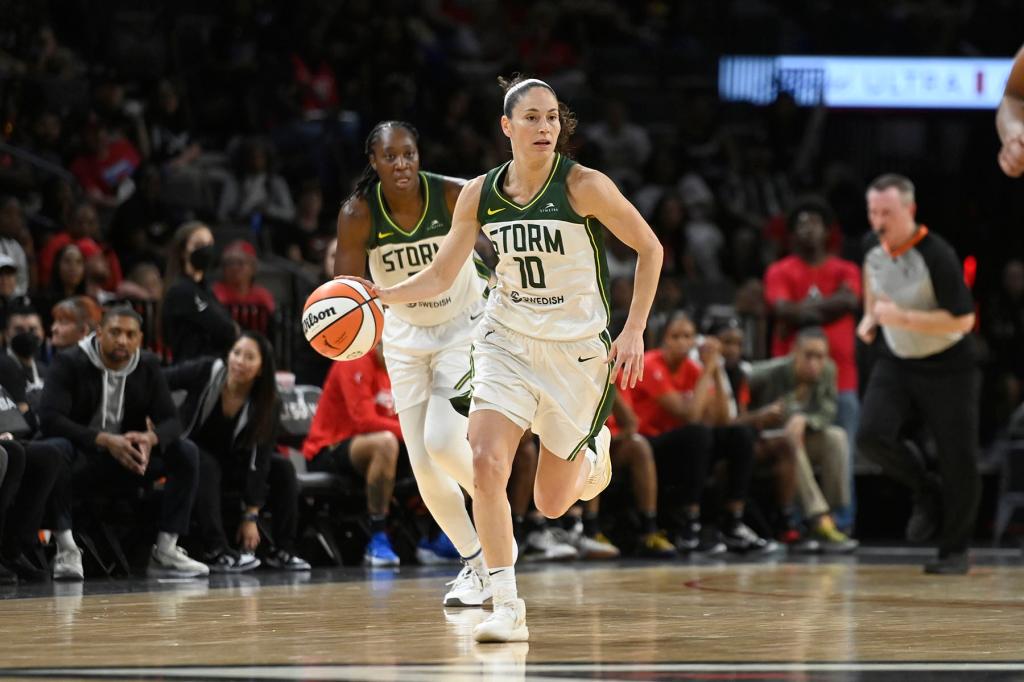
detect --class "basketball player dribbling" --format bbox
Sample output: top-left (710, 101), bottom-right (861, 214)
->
top-left (334, 121), bottom-right (495, 607)
top-left (366, 77), bottom-right (664, 643)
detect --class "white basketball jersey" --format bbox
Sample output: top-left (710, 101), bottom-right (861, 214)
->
top-left (477, 155), bottom-right (611, 341)
top-left (365, 172), bottom-right (487, 328)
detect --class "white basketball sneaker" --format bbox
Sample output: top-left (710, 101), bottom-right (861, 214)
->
top-left (473, 598), bottom-right (529, 643)
top-left (579, 426), bottom-right (612, 501)
top-left (147, 544), bottom-right (210, 578)
top-left (443, 563), bottom-right (492, 607)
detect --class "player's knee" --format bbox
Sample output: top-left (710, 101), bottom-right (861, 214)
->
top-left (471, 443), bottom-right (508, 493)
top-left (422, 421), bottom-right (450, 459)
top-left (533, 488), bottom-right (571, 519)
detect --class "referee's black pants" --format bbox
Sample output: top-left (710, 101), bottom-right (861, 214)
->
top-left (856, 356), bottom-right (980, 556)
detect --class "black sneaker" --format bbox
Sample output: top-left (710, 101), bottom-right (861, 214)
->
top-left (206, 549), bottom-right (261, 573)
top-left (696, 529), bottom-right (728, 556)
top-left (674, 521), bottom-right (701, 553)
top-left (722, 521), bottom-right (780, 555)
top-left (924, 552), bottom-right (969, 575)
top-left (264, 549), bottom-right (311, 571)
top-left (0, 561), bottom-right (16, 585)
top-left (906, 476), bottom-right (942, 543)
top-left (7, 553), bottom-right (48, 582)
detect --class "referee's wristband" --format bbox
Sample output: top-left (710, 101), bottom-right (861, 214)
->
top-left (241, 511), bottom-right (259, 523)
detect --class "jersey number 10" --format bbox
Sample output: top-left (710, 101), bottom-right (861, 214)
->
top-left (513, 256), bottom-right (546, 289)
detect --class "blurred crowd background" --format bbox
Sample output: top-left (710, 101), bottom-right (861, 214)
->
top-left (0, 0), bottom-right (1023, 565)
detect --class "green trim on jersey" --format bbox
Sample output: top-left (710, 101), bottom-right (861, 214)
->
top-left (584, 216), bottom-right (612, 325)
top-left (568, 330), bottom-right (615, 461)
top-left (491, 155), bottom-right (561, 211)
top-left (450, 345), bottom-right (475, 417)
top-left (367, 172), bottom-right (451, 249)
top-left (477, 153), bottom-right (612, 333)
top-left (377, 172), bottom-right (429, 236)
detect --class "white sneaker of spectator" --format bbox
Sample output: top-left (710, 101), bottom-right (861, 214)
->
top-left (147, 544), bottom-right (211, 578)
top-left (53, 546), bottom-right (84, 581)
top-left (523, 527), bottom-right (578, 562)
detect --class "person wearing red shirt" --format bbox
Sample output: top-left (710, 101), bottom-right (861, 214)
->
top-left (601, 392), bottom-right (678, 558)
top-left (764, 196), bottom-right (860, 531)
top-left (38, 202), bottom-right (123, 292)
top-left (627, 311), bottom-right (776, 556)
top-left (212, 240), bottom-right (277, 336)
top-left (301, 346), bottom-right (403, 566)
top-left (69, 122), bottom-right (141, 208)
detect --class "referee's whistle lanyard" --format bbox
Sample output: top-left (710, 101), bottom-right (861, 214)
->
top-left (882, 225), bottom-right (928, 259)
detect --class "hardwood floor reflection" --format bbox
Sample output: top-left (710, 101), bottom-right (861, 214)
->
top-left (1, 560), bottom-right (1022, 672)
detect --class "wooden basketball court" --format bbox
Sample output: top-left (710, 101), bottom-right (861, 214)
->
top-left (1, 550), bottom-right (1022, 681)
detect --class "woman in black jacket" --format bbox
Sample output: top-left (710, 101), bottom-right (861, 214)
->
top-left (164, 331), bottom-right (309, 572)
top-left (161, 221), bottom-right (238, 363)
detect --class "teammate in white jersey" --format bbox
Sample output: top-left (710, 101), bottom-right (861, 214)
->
top-left (335, 121), bottom-right (492, 607)
top-left (365, 79), bottom-right (663, 643)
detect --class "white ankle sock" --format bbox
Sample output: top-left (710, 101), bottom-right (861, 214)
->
top-left (54, 529), bottom-right (77, 552)
top-left (156, 532), bottom-right (178, 554)
top-left (488, 566), bottom-right (517, 605)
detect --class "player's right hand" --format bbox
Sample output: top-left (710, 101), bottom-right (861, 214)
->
top-left (337, 274), bottom-right (383, 298)
top-left (998, 134), bottom-right (1024, 178)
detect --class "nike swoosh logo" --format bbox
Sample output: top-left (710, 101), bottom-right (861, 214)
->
top-left (577, 356), bottom-right (597, 363)
top-left (470, 312), bottom-right (482, 321)
top-left (484, 330), bottom-right (495, 340)
top-left (378, 232), bottom-right (393, 239)
top-left (486, 207), bottom-right (506, 216)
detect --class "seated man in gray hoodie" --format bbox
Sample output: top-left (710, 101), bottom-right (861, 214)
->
top-left (38, 304), bottom-right (208, 578)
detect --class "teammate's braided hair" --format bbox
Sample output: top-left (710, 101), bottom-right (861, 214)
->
top-left (350, 121), bottom-right (421, 200)
top-left (498, 74), bottom-right (577, 154)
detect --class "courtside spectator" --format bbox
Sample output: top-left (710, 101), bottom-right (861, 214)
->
top-left (50, 297), bottom-right (102, 350)
top-left (747, 328), bottom-right (858, 553)
top-left (4, 303), bottom-right (47, 406)
top-left (38, 305), bottom-right (208, 578)
top-left (302, 345), bottom-right (403, 567)
top-left (165, 332), bottom-right (309, 572)
top-left (162, 221), bottom-right (238, 363)
top-left (628, 311), bottom-right (776, 555)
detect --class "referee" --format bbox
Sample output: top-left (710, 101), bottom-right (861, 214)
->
top-left (856, 173), bottom-right (979, 575)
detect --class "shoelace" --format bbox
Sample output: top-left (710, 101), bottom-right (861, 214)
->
top-left (445, 564), bottom-right (479, 589)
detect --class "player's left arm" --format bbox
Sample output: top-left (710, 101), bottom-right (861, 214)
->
top-left (568, 165), bottom-right (664, 390)
top-left (997, 44), bottom-right (1024, 177)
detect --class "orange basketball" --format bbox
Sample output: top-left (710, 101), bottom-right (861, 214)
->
top-left (302, 277), bottom-right (384, 361)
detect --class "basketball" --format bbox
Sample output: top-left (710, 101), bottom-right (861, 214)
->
top-left (302, 277), bottom-right (384, 361)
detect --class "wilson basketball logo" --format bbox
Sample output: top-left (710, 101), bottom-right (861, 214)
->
top-left (302, 307), bottom-right (337, 334)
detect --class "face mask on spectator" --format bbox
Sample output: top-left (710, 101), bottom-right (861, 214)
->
top-left (9, 331), bottom-right (40, 357)
top-left (189, 244), bottom-right (217, 272)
